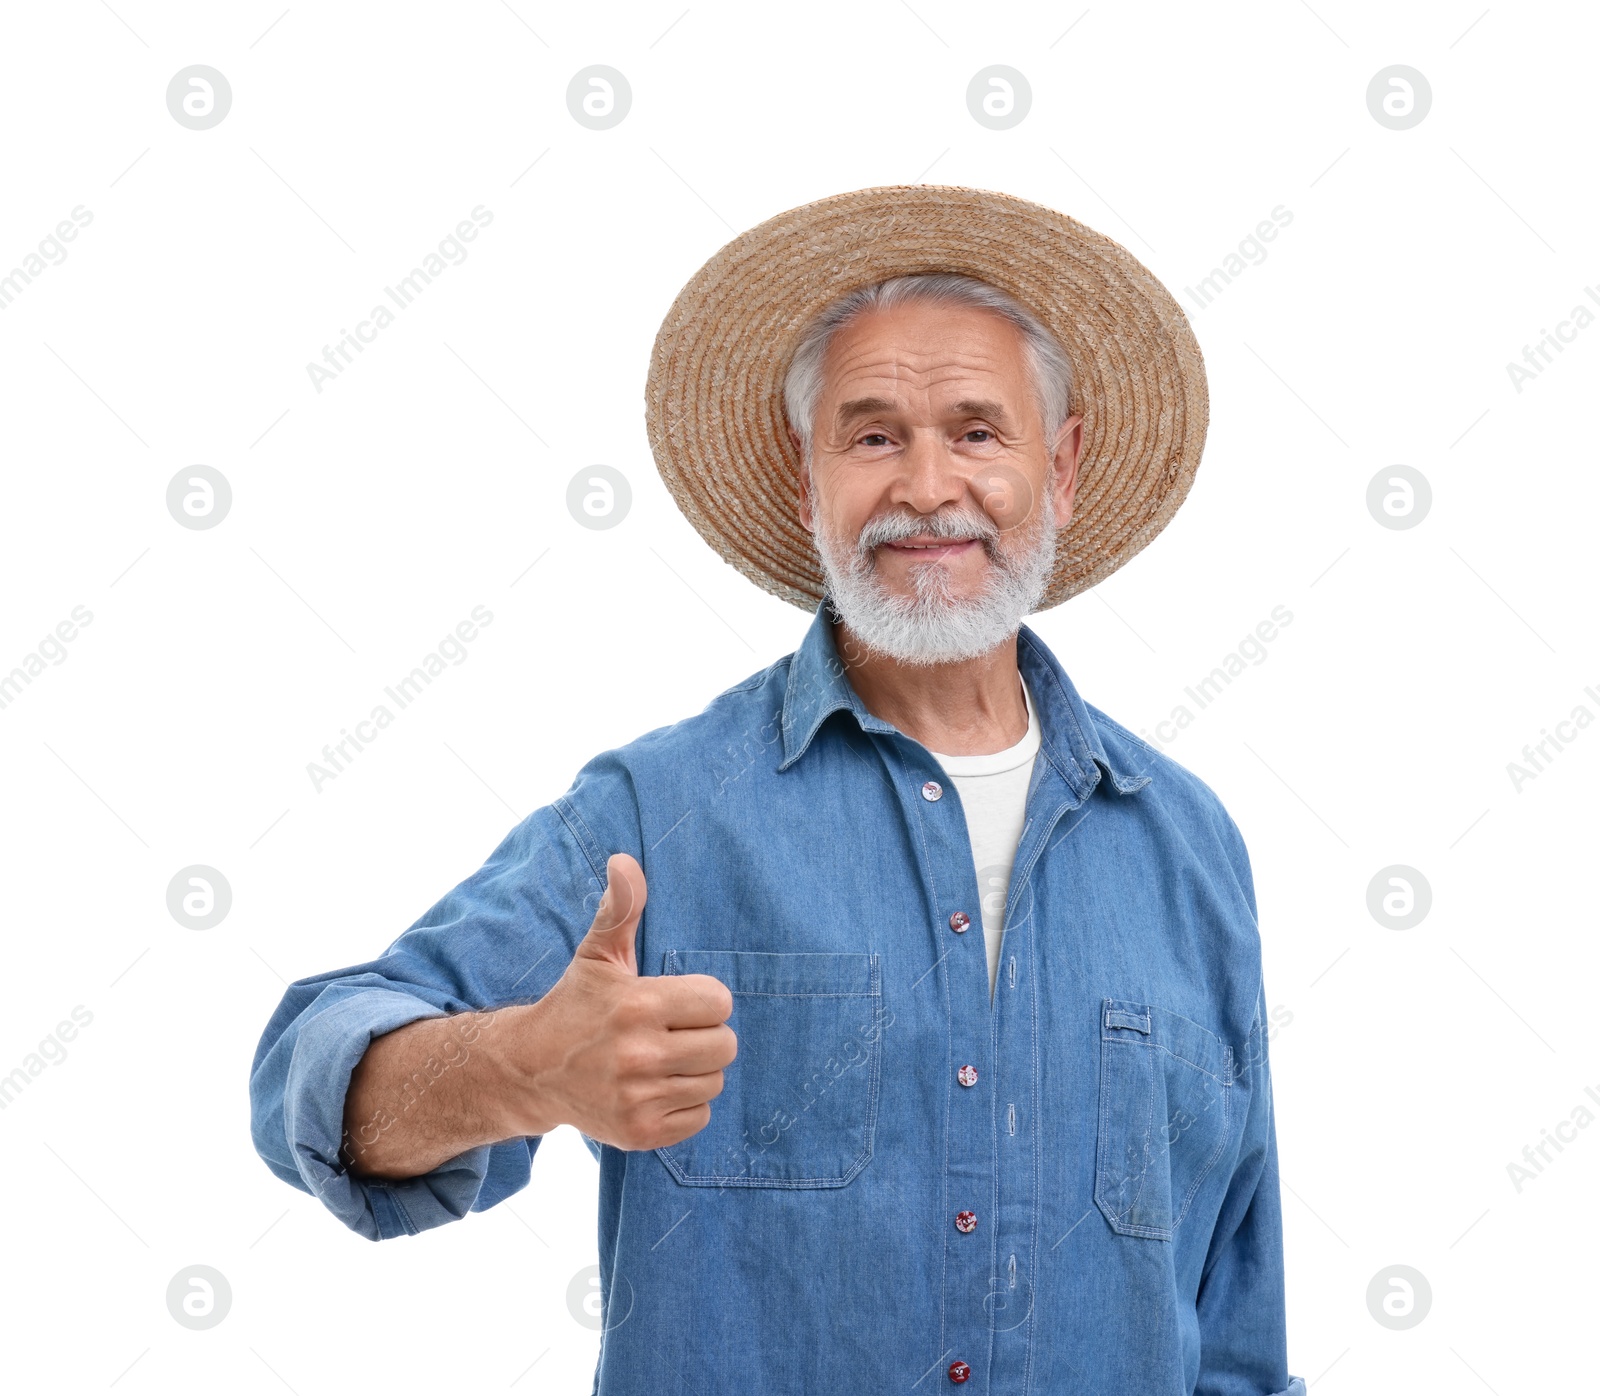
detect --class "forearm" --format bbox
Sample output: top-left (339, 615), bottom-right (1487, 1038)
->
top-left (340, 1002), bottom-right (559, 1180)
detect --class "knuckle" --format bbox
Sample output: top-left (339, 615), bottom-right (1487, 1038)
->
top-left (617, 1099), bottom-right (662, 1148)
top-left (612, 989), bottom-right (652, 1029)
top-left (613, 1037), bottom-right (659, 1080)
top-left (614, 1077), bottom-right (650, 1111)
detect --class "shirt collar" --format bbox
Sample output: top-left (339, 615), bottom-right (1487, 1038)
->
top-left (778, 596), bottom-right (1152, 802)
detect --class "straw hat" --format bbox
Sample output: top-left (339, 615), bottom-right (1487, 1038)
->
top-left (643, 184), bottom-right (1208, 613)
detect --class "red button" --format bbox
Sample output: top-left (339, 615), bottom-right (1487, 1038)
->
top-left (957, 1064), bottom-right (978, 1087)
top-left (949, 1360), bottom-right (971, 1383)
top-left (949, 911), bottom-right (970, 933)
top-left (955, 1210), bottom-right (977, 1233)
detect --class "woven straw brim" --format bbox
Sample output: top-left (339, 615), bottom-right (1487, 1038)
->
top-left (644, 184), bottom-right (1208, 613)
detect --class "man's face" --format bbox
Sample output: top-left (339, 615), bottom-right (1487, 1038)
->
top-left (794, 299), bottom-right (1084, 664)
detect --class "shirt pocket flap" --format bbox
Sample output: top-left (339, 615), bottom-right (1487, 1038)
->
top-left (664, 949), bottom-right (879, 998)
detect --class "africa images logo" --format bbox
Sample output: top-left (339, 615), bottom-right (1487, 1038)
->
top-left (304, 207), bottom-right (495, 393)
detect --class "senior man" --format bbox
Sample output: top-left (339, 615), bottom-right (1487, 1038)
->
top-left (251, 186), bottom-right (1304, 1395)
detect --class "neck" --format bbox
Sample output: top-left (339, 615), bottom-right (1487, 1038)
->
top-left (831, 615), bottom-right (1029, 756)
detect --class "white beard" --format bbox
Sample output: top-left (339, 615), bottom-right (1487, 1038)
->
top-left (813, 481), bottom-right (1059, 666)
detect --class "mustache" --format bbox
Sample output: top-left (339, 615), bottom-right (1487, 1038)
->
top-left (854, 508), bottom-right (1001, 555)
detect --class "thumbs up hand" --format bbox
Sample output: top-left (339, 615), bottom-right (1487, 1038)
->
top-left (496, 854), bottom-right (737, 1152)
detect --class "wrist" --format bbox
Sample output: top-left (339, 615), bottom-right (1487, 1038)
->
top-left (477, 999), bottom-right (565, 1140)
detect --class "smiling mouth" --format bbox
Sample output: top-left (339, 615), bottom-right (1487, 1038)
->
top-left (882, 538), bottom-right (981, 554)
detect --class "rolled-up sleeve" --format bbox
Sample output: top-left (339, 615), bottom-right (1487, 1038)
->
top-left (249, 763), bottom-right (639, 1240)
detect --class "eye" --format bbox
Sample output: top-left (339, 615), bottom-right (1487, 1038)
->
top-left (964, 429), bottom-right (994, 443)
top-left (859, 433), bottom-right (890, 447)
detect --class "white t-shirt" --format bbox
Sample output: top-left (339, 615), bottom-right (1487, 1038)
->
top-left (926, 677), bottom-right (1041, 1000)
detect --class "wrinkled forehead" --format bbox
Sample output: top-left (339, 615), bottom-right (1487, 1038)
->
top-left (817, 303), bottom-right (1034, 407)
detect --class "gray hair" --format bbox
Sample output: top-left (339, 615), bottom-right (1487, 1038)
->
top-left (781, 273), bottom-right (1075, 466)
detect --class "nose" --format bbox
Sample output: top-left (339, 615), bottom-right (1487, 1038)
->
top-left (890, 426), bottom-right (967, 517)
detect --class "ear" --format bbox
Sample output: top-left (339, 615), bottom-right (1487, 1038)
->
top-left (790, 427), bottom-right (816, 533)
top-left (1048, 415), bottom-right (1085, 529)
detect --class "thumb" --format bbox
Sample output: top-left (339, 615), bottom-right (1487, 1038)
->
top-left (577, 853), bottom-right (647, 973)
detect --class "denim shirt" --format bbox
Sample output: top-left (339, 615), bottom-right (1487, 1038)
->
top-left (250, 598), bottom-right (1304, 1396)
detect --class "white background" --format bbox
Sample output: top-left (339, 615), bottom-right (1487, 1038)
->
top-left (1, 1), bottom-right (1596, 1390)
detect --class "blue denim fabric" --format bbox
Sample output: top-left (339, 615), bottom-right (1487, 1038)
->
top-left (250, 598), bottom-right (1304, 1396)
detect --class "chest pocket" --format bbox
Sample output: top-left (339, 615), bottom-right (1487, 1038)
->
top-left (1095, 999), bottom-right (1235, 1240)
top-left (655, 950), bottom-right (884, 1188)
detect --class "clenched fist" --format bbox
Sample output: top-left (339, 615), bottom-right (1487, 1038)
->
top-left (502, 853), bottom-right (738, 1152)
